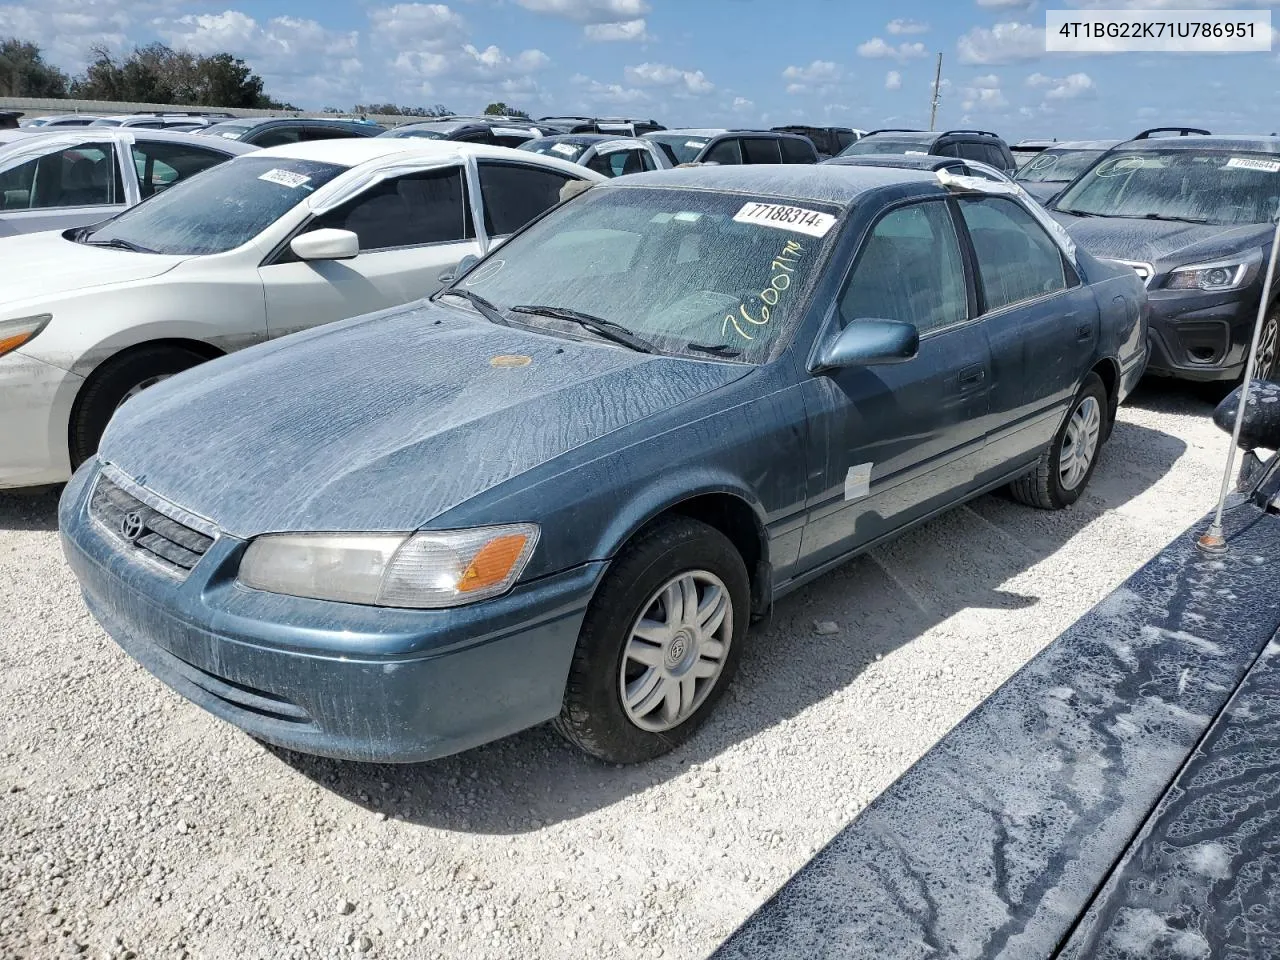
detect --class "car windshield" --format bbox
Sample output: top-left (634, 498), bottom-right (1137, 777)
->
top-left (80, 156), bottom-right (346, 255)
top-left (646, 134), bottom-right (712, 165)
top-left (379, 126), bottom-right (449, 139)
top-left (840, 137), bottom-right (934, 157)
top-left (1016, 148), bottom-right (1106, 183)
top-left (204, 120), bottom-right (256, 139)
top-left (519, 138), bottom-right (590, 160)
top-left (1055, 149), bottom-right (1280, 224)
top-left (453, 186), bottom-right (841, 363)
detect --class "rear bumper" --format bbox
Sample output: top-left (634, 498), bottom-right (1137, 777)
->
top-left (0, 350), bottom-right (80, 489)
top-left (59, 462), bottom-right (604, 762)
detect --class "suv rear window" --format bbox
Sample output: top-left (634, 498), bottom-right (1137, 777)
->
top-left (780, 138), bottom-right (817, 164)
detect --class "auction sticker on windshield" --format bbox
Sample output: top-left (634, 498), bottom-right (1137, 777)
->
top-left (733, 202), bottom-right (836, 238)
top-left (259, 169), bottom-right (312, 189)
top-left (1226, 157), bottom-right (1280, 173)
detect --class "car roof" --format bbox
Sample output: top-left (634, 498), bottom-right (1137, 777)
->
top-left (824, 154), bottom-right (964, 171)
top-left (606, 163), bottom-right (938, 208)
top-left (648, 129), bottom-right (729, 138)
top-left (1041, 139), bottom-right (1122, 151)
top-left (1116, 134), bottom-right (1280, 153)
top-left (528, 134), bottom-right (611, 145)
top-left (235, 117), bottom-right (378, 131)
top-left (0, 127), bottom-right (258, 154)
top-left (252, 137), bottom-right (593, 176)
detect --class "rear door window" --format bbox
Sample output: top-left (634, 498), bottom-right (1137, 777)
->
top-left (780, 137), bottom-right (817, 164)
top-left (1, 143), bottom-right (124, 209)
top-left (130, 141), bottom-right (229, 198)
top-left (958, 195), bottom-right (1069, 311)
top-left (477, 161), bottom-right (577, 235)
top-left (741, 138), bottom-right (783, 164)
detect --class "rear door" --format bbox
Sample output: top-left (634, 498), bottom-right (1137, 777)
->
top-left (797, 198), bottom-right (991, 569)
top-left (0, 138), bottom-right (129, 234)
top-left (257, 163), bottom-right (479, 338)
top-left (953, 194), bottom-right (1097, 482)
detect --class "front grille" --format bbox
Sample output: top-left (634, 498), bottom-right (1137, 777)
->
top-left (90, 475), bottom-right (214, 577)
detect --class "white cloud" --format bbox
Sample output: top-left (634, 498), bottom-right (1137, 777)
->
top-left (972, 73), bottom-right (1001, 88)
top-left (781, 60), bottom-right (842, 83)
top-left (956, 21), bottom-right (1043, 64)
top-left (368, 3), bottom-right (467, 49)
top-left (515, 0), bottom-right (649, 22)
top-left (569, 72), bottom-right (649, 103)
top-left (857, 37), bottom-right (928, 61)
top-left (732, 96), bottom-right (753, 111)
top-left (885, 70), bottom-right (902, 90)
top-left (583, 18), bottom-right (651, 41)
top-left (0, 0), bottom-right (172, 69)
top-left (887, 18), bottom-right (929, 35)
top-left (625, 61), bottom-right (714, 95)
top-left (1044, 71), bottom-right (1096, 99)
top-left (977, 0), bottom-right (1035, 8)
top-left (961, 86), bottom-right (1008, 111)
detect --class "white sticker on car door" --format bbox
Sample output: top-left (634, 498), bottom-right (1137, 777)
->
top-left (844, 463), bottom-right (873, 501)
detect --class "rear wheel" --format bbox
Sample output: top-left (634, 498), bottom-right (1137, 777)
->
top-left (1253, 308), bottom-right (1279, 382)
top-left (70, 345), bottom-right (208, 469)
top-left (553, 516), bottom-right (750, 764)
top-left (1010, 372), bottom-right (1109, 510)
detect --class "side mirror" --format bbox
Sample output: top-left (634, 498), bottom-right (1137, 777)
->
top-left (1213, 380), bottom-right (1280, 451)
top-left (439, 253), bottom-right (480, 284)
top-left (290, 228), bottom-right (359, 262)
top-left (811, 319), bottom-right (919, 373)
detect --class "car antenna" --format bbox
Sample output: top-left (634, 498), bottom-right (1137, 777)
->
top-left (1197, 199), bottom-right (1280, 554)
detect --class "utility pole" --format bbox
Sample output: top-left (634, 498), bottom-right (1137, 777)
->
top-left (929, 52), bottom-right (943, 131)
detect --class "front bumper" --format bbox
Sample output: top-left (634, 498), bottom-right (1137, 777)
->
top-left (59, 462), bottom-right (604, 763)
top-left (1143, 287), bottom-right (1258, 382)
top-left (0, 350), bottom-right (82, 489)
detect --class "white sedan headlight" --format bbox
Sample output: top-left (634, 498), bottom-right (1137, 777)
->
top-left (1166, 251), bottom-right (1262, 292)
top-left (0, 314), bottom-right (52, 359)
top-left (237, 524), bottom-right (540, 608)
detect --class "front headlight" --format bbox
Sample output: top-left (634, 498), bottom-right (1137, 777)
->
top-left (0, 314), bottom-right (52, 359)
top-left (237, 524), bottom-right (540, 608)
top-left (1166, 251), bottom-right (1262, 292)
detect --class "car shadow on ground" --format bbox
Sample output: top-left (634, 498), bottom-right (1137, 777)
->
top-left (266, 417), bottom-right (1190, 834)
top-left (0, 484), bottom-right (62, 532)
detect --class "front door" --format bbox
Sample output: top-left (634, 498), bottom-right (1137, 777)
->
top-left (797, 198), bottom-right (991, 570)
top-left (257, 165), bottom-right (479, 339)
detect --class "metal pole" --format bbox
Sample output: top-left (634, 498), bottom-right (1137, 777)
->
top-left (929, 53), bottom-right (942, 131)
top-left (1197, 213), bottom-right (1280, 554)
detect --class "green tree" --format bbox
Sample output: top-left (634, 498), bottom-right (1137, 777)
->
top-left (0, 38), bottom-right (70, 97)
top-left (353, 102), bottom-right (452, 117)
top-left (71, 43), bottom-right (292, 109)
top-left (483, 101), bottom-right (529, 118)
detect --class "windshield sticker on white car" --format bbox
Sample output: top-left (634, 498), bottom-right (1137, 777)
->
top-left (685, 140), bottom-right (708, 149)
top-left (673, 211), bottom-right (703, 223)
top-left (1226, 157), bottom-right (1280, 173)
top-left (550, 143), bottom-right (578, 156)
top-left (722, 238), bottom-right (805, 341)
top-left (905, 150), bottom-right (928, 155)
top-left (733, 202), bottom-right (836, 238)
top-left (259, 169), bottom-right (312, 189)
top-left (844, 463), bottom-right (873, 501)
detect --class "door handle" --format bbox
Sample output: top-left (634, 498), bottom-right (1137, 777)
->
top-left (959, 365), bottom-right (986, 388)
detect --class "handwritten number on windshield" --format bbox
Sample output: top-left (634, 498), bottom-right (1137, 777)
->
top-left (723, 239), bottom-right (804, 341)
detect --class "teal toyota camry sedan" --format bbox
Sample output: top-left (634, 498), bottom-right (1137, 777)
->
top-left (59, 164), bottom-right (1148, 764)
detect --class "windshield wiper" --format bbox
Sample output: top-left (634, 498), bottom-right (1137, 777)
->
top-left (82, 236), bottom-right (157, 253)
top-left (510, 304), bottom-right (655, 354)
top-left (686, 342), bottom-right (742, 358)
top-left (1137, 212), bottom-right (1210, 224)
top-left (1055, 207), bottom-right (1099, 218)
top-left (435, 288), bottom-right (510, 327)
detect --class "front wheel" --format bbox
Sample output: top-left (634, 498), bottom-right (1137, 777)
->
top-left (1252, 308), bottom-right (1279, 382)
top-left (553, 516), bottom-right (750, 764)
top-left (1010, 372), bottom-right (1109, 510)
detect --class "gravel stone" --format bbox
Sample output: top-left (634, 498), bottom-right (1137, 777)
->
top-left (0, 383), bottom-right (1227, 959)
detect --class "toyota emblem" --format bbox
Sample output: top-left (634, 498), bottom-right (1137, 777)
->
top-left (119, 511), bottom-right (145, 543)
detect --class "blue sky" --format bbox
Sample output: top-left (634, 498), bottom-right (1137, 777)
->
top-left (3, 0), bottom-right (1278, 140)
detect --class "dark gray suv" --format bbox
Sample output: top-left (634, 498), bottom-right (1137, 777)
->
top-left (838, 128), bottom-right (1017, 175)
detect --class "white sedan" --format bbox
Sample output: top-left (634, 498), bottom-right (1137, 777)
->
top-left (0, 138), bottom-right (604, 488)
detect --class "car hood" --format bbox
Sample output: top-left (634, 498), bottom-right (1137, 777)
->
top-left (99, 304), bottom-right (753, 537)
top-left (0, 231), bottom-right (186, 308)
top-left (1053, 214), bottom-right (1274, 269)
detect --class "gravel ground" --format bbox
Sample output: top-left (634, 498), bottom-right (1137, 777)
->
top-left (0, 381), bottom-right (1232, 960)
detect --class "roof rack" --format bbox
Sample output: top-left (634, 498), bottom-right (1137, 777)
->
top-left (942, 129), bottom-right (1000, 138)
top-left (864, 128), bottom-right (926, 136)
top-left (1132, 126), bottom-right (1211, 140)
top-left (127, 110), bottom-right (235, 118)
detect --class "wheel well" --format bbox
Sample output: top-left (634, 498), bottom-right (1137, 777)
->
top-left (1092, 357), bottom-right (1120, 430)
top-left (660, 493), bottom-right (770, 614)
top-left (68, 338), bottom-right (225, 453)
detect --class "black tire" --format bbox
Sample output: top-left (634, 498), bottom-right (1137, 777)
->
top-left (1252, 307), bottom-right (1280, 382)
top-left (1010, 372), bottom-right (1110, 510)
top-left (553, 516), bottom-right (750, 764)
top-left (70, 345), bottom-right (208, 469)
